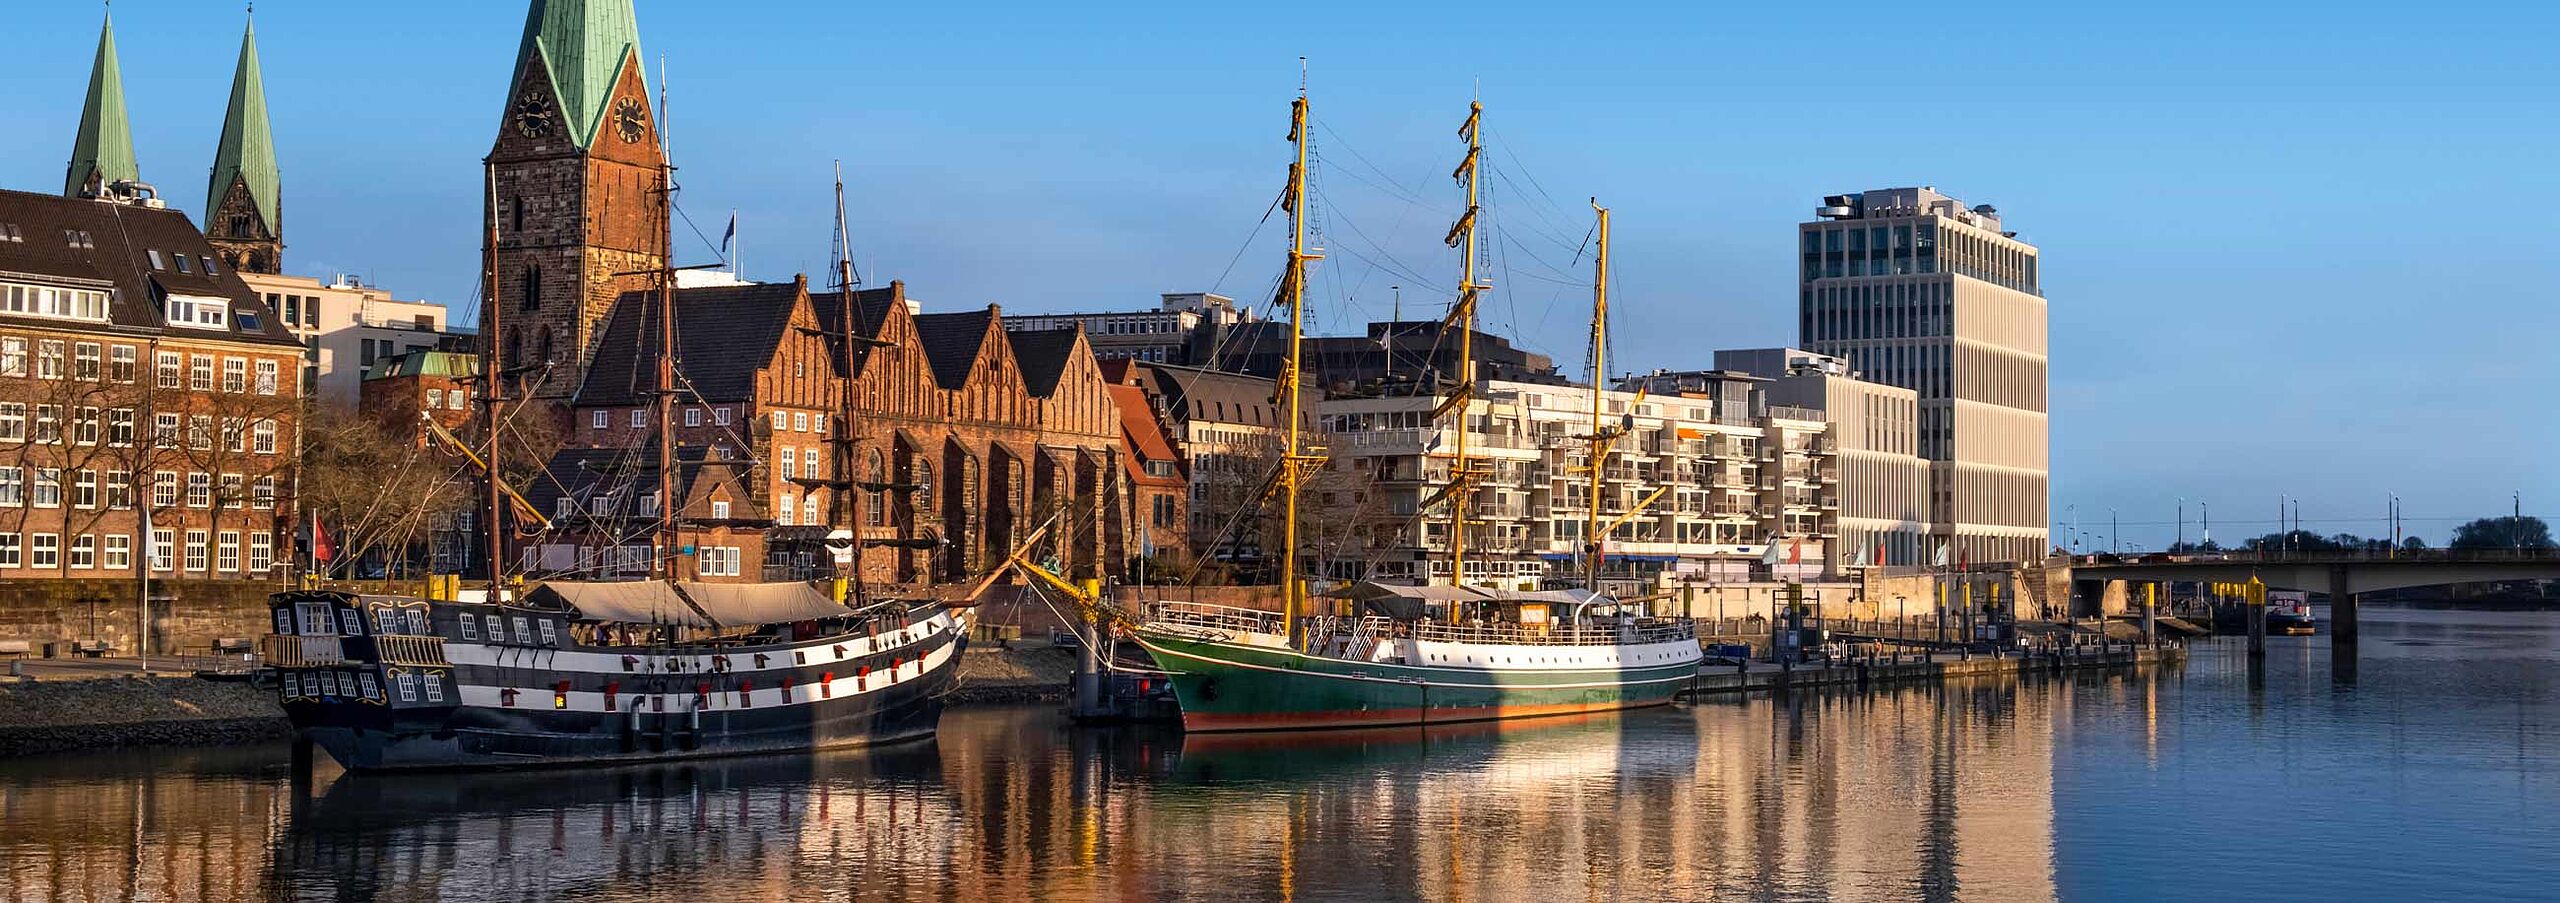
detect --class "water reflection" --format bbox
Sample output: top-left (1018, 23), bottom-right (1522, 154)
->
top-left (10, 611), bottom-right (2556, 902)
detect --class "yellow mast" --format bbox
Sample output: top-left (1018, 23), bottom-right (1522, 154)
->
top-left (1279, 83), bottom-right (1319, 633)
top-left (1445, 101), bottom-right (1484, 590)
top-left (1586, 199), bottom-right (1609, 591)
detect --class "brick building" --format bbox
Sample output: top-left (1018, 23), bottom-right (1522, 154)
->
top-left (1103, 372), bottom-right (1189, 570)
top-left (359, 350), bottom-right (477, 434)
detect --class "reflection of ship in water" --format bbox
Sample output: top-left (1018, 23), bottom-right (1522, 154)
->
top-left (267, 748), bottom-right (948, 901)
top-left (1167, 709), bottom-right (1700, 785)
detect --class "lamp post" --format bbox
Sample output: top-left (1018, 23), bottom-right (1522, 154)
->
top-left (2176, 496), bottom-right (2184, 552)
top-left (2111, 507), bottom-right (2119, 555)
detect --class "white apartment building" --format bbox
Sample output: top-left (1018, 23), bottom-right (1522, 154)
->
top-left (1316, 379), bottom-right (1839, 595)
top-left (238, 272), bottom-right (453, 407)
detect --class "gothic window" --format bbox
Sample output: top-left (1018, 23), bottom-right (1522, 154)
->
top-left (867, 450), bottom-right (887, 527)
top-left (915, 461), bottom-right (935, 514)
top-left (519, 264), bottom-right (542, 312)
top-left (536, 326), bottom-right (554, 366)
top-left (227, 214), bottom-right (253, 238)
top-left (504, 329), bottom-right (522, 370)
top-left (511, 198), bottom-right (525, 234)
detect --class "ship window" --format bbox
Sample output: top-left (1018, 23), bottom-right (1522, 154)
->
top-left (282, 672), bottom-right (300, 697)
top-left (339, 609), bottom-right (363, 636)
top-left (397, 672), bottom-right (419, 702)
top-left (512, 616), bottom-right (532, 642)
top-left (538, 620), bottom-right (559, 645)
top-left (319, 672), bottom-right (339, 696)
top-left (372, 606), bottom-right (396, 634)
top-left (405, 609), bottom-right (428, 634)
top-left (484, 614), bottom-right (504, 642)
top-left (423, 675), bottom-right (445, 702)
top-left (459, 614), bottom-right (479, 640)
top-left (273, 608), bottom-right (292, 636)
top-left (359, 672), bottom-right (381, 700)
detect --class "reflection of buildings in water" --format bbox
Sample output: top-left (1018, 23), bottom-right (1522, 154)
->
top-left (0, 747), bottom-right (287, 902)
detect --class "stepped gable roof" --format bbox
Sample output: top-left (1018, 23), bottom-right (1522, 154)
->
top-left (1004, 327), bottom-right (1082, 398)
top-left (577, 279), bottom-right (804, 406)
top-left (0, 188), bottom-right (297, 347)
top-left (911, 306), bottom-right (998, 391)
top-left (807, 282), bottom-right (904, 377)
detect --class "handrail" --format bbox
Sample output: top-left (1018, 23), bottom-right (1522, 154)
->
top-left (260, 634), bottom-right (344, 667)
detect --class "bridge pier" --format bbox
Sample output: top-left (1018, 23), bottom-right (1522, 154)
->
top-left (2329, 565), bottom-right (2357, 646)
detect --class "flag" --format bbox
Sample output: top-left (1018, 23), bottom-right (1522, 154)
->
top-left (1760, 539), bottom-right (1781, 566)
top-left (1933, 542), bottom-right (1949, 568)
top-left (720, 212), bottom-right (737, 255)
top-left (1787, 539), bottom-right (1802, 565)
top-left (1958, 548), bottom-right (1969, 571)
top-left (312, 512), bottom-right (334, 565)
top-left (1852, 543), bottom-right (1870, 568)
top-left (1875, 538), bottom-right (1888, 567)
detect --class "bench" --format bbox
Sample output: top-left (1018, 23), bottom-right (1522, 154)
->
top-left (70, 639), bottom-right (111, 658)
top-left (0, 640), bottom-right (28, 658)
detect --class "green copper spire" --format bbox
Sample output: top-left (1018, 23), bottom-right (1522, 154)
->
top-left (512, 0), bottom-right (644, 149)
top-left (209, 13), bottom-right (279, 232)
top-left (65, 10), bottom-right (138, 197)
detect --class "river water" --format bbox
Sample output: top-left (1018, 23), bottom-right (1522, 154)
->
top-left (3, 607), bottom-right (2555, 902)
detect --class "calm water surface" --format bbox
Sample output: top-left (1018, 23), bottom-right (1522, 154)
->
top-left (3, 607), bottom-right (2554, 902)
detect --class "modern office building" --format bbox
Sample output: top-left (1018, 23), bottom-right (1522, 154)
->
top-left (238, 272), bottom-right (451, 405)
top-left (1001, 292), bottom-right (1255, 365)
top-left (1799, 187), bottom-right (2047, 564)
top-left (1712, 349), bottom-right (1929, 569)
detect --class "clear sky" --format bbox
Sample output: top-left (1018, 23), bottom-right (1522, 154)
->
top-left (4, 1), bottom-right (2553, 551)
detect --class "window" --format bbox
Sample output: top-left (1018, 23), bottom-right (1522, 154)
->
top-left (253, 475), bottom-right (276, 509)
top-left (397, 671), bottom-right (419, 703)
top-left (221, 474), bottom-right (244, 509)
top-left (771, 410), bottom-right (788, 431)
top-left (31, 534), bottom-right (57, 568)
top-left (684, 407), bottom-right (701, 427)
top-left (73, 470), bottom-right (95, 508)
top-left (1153, 493), bottom-right (1177, 528)
top-left (103, 534), bottom-right (129, 569)
top-left (483, 614), bottom-right (504, 642)
top-left (793, 412), bottom-right (809, 432)
top-left (187, 472), bottom-right (211, 508)
top-left (700, 546), bottom-right (741, 577)
top-left (803, 452), bottom-right (821, 481)
top-left (250, 532), bottom-right (271, 572)
top-left (107, 408), bottom-right (133, 446)
top-left (778, 493), bottom-right (796, 526)
top-left (173, 254), bottom-right (193, 275)
top-left (714, 407), bottom-right (732, 426)
top-left (190, 355), bottom-right (214, 391)
top-left (73, 407), bottom-right (98, 445)
top-left (189, 415), bottom-right (212, 450)
top-left (592, 409), bottom-right (609, 430)
top-left (0, 403), bottom-right (22, 442)
top-left (152, 471), bottom-right (176, 508)
top-left (554, 497), bottom-right (574, 519)
top-left (223, 358), bottom-right (246, 393)
top-left (0, 534), bottom-right (17, 567)
top-left (427, 388), bottom-right (445, 409)
top-left (223, 417), bottom-right (246, 453)
top-left (150, 528), bottom-right (173, 571)
top-left (449, 390), bottom-right (466, 410)
top-left (156, 351), bottom-right (180, 389)
top-left (710, 500), bottom-right (731, 520)
top-left (0, 467), bottom-right (23, 507)
top-left (180, 526), bottom-right (207, 570)
top-left (165, 297), bottom-right (228, 330)
top-left (0, 282), bottom-right (108, 322)
top-left (0, 338), bottom-right (21, 377)
top-left (105, 470), bottom-right (129, 509)
top-left (254, 360), bottom-right (278, 394)
top-left (70, 534), bottom-right (93, 569)
top-left (459, 614), bottom-right (478, 640)
top-left (342, 610), bottom-right (365, 637)
top-left (32, 406), bottom-right (56, 444)
top-left (779, 448), bottom-right (796, 480)
top-left (538, 620), bottom-right (559, 645)
top-left (423, 675), bottom-right (444, 703)
top-left (511, 616), bottom-right (531, 642)
top-left (31, 469), bottom-right (59, 508)
top-left (218, 532), bottom-right (240, 572)
top-left (802, 495), bottom-right (819, 525)
top-left (36, 340), bottom-right (63, 379)
top-left (629, 408), bottom-right (646, 428)
top-left (72, 343), bottom-right (100, 380)
top-left (154, 413), bottom-right (178, 449)
top-left (253, 419), bottom-right (277, 454)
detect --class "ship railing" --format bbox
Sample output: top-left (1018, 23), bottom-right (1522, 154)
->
top-left (260, 634), bottom-right (345, 668)
top-left (1410, 620), bottom-right (1695, 647)
top-left (1146, 601), bottom-right (1289, 637)
top-left (374, 634), bottom-right (452, 667)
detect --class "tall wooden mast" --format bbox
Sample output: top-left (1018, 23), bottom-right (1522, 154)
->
top-left (651, 99), bottom-right (679, 581)
top-left (482, 163), bottom-right (507, 593)
top-left (1278, 80), bottom-right (1319, 631)
top-left (1443, 101), bottom-right (1484, 589)
top-left (1585, 199), bottom-right (1610, 591)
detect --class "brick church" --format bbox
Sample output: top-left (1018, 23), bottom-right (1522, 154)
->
top-left (486, 1), bottom-right (1127, 586)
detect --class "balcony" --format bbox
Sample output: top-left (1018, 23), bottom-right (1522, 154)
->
top-left (261, 634), bottom-right (344, 668)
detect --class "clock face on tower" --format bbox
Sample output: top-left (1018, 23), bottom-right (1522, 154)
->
top-left (615, 98), bottom-right (649, 145)
top-left (514, 91), bottom-right (555, 138)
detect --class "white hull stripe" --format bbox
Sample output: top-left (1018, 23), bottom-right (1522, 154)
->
top-left (453, 634), bottom-right (960, 714)
top-left (441, 612), bottom-right (962, 676)
top-left (1136, 637), bottom-right (1700, 692)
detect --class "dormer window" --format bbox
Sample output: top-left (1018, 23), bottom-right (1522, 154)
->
top-left (172, 255), bottom-right (193, 275)
top-left (163, 295), bottom-right (230, 330)
top-left (147, 250), bottom-right (166, 270)
top-left (2, 281), bottom-right (112, 323)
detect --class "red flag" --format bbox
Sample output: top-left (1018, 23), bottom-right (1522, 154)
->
top-left (1875, 539), bottom-right (1887, 566)
top-left (1787, 539), bottom-right (1802, 565)
top-left (1956, 547), bottom-right (1968, 571)
top-left (312, 513), bottom-right (334, 564)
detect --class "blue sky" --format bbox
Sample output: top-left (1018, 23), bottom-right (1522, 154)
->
top-left (3, 1), bottom-right (2553, 550)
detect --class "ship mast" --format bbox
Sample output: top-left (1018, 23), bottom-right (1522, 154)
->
top-left (832, 163), bottom-right (862, 600)
top-left (1585, 199), bottom-right (1610, 592)
top-left (1442, 101), bottom-right (1484, 589)
top-left (481, 163), bottom-right (506, 594)
top-left (652, 110), bottom-right (679, 581)
top-left (1278, 77), bottom-right (1319, 633)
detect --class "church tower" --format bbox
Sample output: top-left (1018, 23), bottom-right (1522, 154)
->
top-left (208, 11), bottom-right (282, 274)
top-left (486, 0), bottom-right (667, 398)
top-left (65, 11), bottom-right (138, 199)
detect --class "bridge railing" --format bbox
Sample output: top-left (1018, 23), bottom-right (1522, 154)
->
top-left (2072, 548), bottom-right (2560, 567)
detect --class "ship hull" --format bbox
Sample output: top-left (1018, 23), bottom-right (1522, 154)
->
top-left (1133, 630), bottom-right (1698, 733)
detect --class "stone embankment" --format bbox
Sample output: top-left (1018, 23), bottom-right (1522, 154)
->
top-left (0, 674), bottom-right (287, 756)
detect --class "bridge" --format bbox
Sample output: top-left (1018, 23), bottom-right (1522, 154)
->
top-left (2065, 550), bottom-right (2560, 643)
